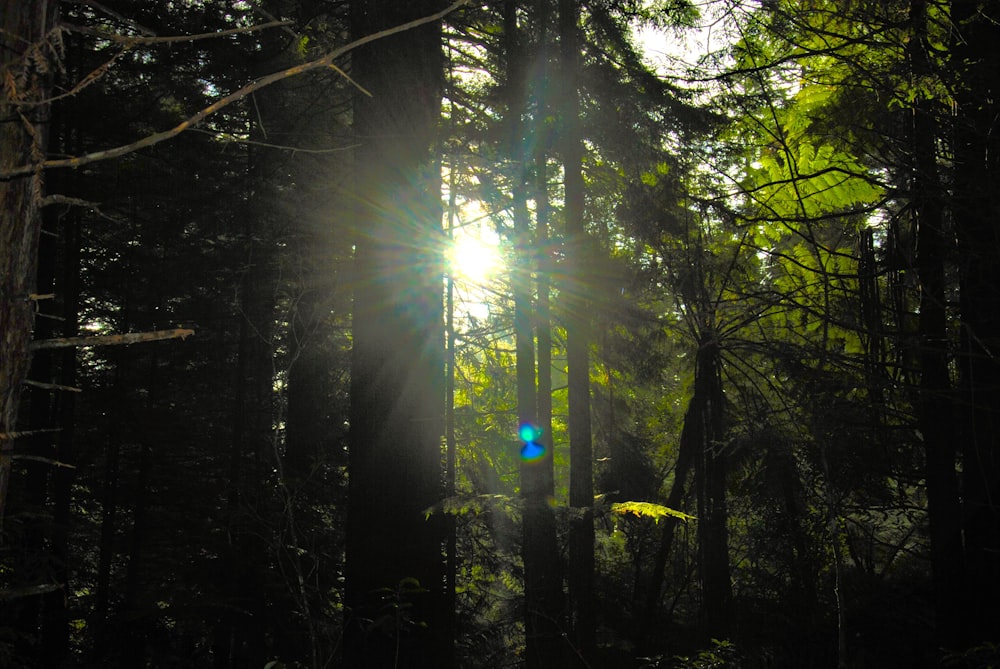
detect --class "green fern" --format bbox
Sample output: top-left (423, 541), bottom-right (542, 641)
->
top-left (610, 501), bottom-right (695, 523)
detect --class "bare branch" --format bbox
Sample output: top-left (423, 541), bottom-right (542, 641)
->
top-left (29, 328), bottom-right (195, 351)
top-left (0, 429), bottom-right (62, 441)
top-left (0, 0), bottom-right (469, 180)
top-left (187, 128), bottom-right (360, 154)
top-left (41, 194), bottom-right (100, 208)
top-left (22, 379), bottom-right (83, 393)
top-left (0, 583), bottom-right (63, 601)
top-left (11, 454), bottom-right (76, 468)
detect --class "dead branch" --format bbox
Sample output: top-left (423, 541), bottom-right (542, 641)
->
top-left (11, 454), bottom-right (76, 468)
top-left (0, 0), bottom-right (469, 180)
top-left (0, 429), bottom-right (62, 441)
top-left (41, 194), bottom-right (100, 208)
top-left (29, 327), bottom-right (194, 351)
top-left (0, 583), bottom-right (63, 601)
top-left (22, 379), bottom-right (83, 393)
top-left (187, 128), bottom-right (360, 154)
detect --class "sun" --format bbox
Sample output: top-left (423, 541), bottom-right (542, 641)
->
top-left (447, 232), bottom-right (502, 285)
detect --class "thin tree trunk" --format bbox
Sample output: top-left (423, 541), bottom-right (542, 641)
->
top-left (559, 0), bottom-right (595, 663)
top-left (502, 4), bottom-right (564, 666)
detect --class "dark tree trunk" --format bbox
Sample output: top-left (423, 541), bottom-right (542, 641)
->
top-left (344, 2), bottom-right (450, 666)
top-left (90, 432), bottom-right (120, 663)
top-left (0, 0), bottom-right (57, 531)
top-left (121, 439), bottom-right (152, 667)
top-left (638, 394), bottom-right (696, 651)
top-left (502, 4), bottom-right (565, 666)
top-left (692, 338), bottom-right (732, 638)
top-left (559, 0), bottom-right (595, 663)
top-left (952, 0), bottom-right (1000, 646)
top-left (40, 189), bottom-right (79, 668)
top-left (906, 0), bottom-right (965, 650)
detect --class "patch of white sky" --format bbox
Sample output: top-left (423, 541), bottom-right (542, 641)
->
top-left (633, 0), bottom-right (735, 81)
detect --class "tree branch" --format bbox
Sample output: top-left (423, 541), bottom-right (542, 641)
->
top-left (29, 328), bottom-right (194, 351)
top-left (60, 19), bottom-right (293, 46)
top-left (0, 0), bottom-right (469, 180)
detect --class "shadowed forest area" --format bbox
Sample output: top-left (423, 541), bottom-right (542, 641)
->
top-left (2, 0), bottom-right (999, 667)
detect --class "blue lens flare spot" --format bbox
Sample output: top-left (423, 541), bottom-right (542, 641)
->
top-left (518, 423), bottom-right (545, 461)
top-left (519, 423), bottom-right (541, 443)
top-left (520, 441), bottom-right (546, 461)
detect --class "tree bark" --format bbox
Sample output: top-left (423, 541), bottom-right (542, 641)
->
top-left (0, 0), bottom-right (58, 532)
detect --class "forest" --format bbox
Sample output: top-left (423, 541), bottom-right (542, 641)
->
top-left (1, 0), bottom-right (999, 667)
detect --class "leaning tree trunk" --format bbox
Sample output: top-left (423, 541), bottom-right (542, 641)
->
top-left (0, 0), bottom-right (57, 532)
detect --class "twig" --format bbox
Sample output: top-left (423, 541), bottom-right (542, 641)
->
top-left (29, 327), bottom-right (194, 351)
top-left (0, 0), bottom-right (469, 179)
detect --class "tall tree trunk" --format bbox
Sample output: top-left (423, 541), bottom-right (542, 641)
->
top-left (0, 0), bottom-right (57, 532)
top-left (906, 0), bottom-right (965, 650)
top-left (502, 4), bottom-right (564, 666)
top-left (12, 169), bottom-right (59, 660)
top-left (344, 2), bottom-right (450, 666)
top-left (559, 0), bottom-right (595, 662)
top-left (952, 0), bottom-right (1000, 646)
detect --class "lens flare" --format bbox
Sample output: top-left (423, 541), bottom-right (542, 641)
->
top-left (519, 423), bottom-right (541, 443)
top-left (520, 441), bottom-right (546, 461)
top-left (518, 423), bottom-right (545, 461)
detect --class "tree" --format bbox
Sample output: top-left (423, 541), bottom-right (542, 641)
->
top-left (559, 0), bottom-right (596, 662)
top-left (952, 0), bottom-right (1000, 646)
top-left (0, 0), bottom-right (58, 533)
top-left (344, 1), bottom-right (452, 666)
